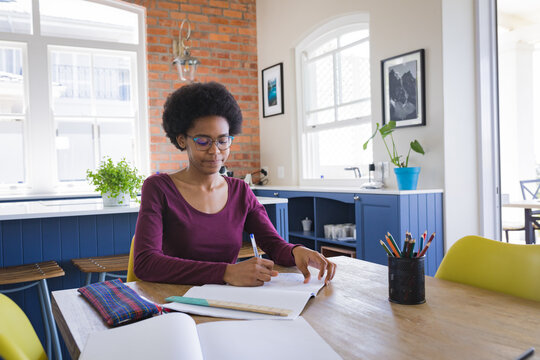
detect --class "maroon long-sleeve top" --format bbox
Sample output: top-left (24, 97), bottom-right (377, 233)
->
top-left (133, 173), bottom-right (297, 285)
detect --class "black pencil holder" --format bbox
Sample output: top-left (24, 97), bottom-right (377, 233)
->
top-left (388, 255), bottom-right (425, 305)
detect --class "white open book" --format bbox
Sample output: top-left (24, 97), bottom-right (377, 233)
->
top-left (163, 270), bottom-right (326, 319)
top-left (79, 313), bottom-right (342, 360)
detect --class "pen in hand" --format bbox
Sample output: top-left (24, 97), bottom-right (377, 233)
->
top-left (250, 233), bottom-right (261, 258)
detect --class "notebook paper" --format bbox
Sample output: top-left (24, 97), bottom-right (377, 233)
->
top-left (163, 270), bottom-right (325, 320)
top-left (79, 313), bottom-right (342, 360)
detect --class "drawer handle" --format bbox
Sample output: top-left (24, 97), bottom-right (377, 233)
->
top-left (273, 192), bottom-right (279, 197)
top-left (353, 195), bottom-right (359, 200)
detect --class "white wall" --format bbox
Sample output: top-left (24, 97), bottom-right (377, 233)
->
top-left (256, 0), bottom-right (444, 189)
top-left (442, 0), bottom-right (481, 248)
top-left (257, 0), bottom-right (483, 250)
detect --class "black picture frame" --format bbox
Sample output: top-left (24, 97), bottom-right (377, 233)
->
top-left (381, 49), bottom-right (425, 127)
top-left (261, 63), bottom-right (284, 118)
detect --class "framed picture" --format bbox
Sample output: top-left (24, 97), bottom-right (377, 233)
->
top-left (381, 49), bottom-right (425, 127)
top-left (261, 63), bottom-right (284, 117)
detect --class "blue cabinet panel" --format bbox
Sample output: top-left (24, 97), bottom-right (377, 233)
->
top-left (396, 193), bottom-right (444, 276)
top-left (22, 219), bottom-right (42, 263)
top-left (356, 195), bottom-right (399, 266)
top-left (2, 221), bottom-right (23, 267)
top-left (79, 216), bottom-right (98, 257)
top-left (96, 215), bottom-right (114, 256)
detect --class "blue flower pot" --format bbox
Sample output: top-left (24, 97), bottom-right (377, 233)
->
top-left (394, 167), bottom-right (421, 190)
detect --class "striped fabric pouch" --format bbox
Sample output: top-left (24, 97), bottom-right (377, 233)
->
top-left (78, 278), bottom-right (160, 326)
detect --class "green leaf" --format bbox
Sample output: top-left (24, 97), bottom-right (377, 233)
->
top-left (379, 121), bottom-right (395, 138)
top-left (410, 140), bottom-right (425, 155)
top-left (363, 123), bottom-right (380, 150)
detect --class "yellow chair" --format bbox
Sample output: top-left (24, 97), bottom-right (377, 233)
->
top-left (435, 235), bottom-right (540, 302)
top-left (0, 293), bottom-right (47, 360)
top-left (127, 237), bottom-right (140, 283)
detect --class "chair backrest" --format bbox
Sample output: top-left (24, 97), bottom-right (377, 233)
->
top-left (520, 179), bottom-right (540, 200)
top-left (435, 235), bottom-right (540, 302)
top-left (0, 293), bottom-right (47, 360)
top-left (127, 236), bottom-right (140, 282)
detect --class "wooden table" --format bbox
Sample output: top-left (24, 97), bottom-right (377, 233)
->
top-left (52, 256), bottom-right (540, 360)
top-left (503, 200), bottom-right (540, 244)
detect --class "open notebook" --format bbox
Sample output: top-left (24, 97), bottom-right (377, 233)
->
top-left (79, 313), bottom-right (342, 360)
top-left (163, 270), bottom-right (326, 320)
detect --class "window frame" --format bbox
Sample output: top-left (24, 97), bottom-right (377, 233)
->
top-left (0, 0), bottom-right (149, 197)
top-left (295, 13), bottom-right (371, 186)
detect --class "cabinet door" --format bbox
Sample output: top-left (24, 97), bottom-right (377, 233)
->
top-left (355, 194), bottom-right (399, 266)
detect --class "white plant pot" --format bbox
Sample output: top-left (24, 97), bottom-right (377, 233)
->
top-left (102, 191), bottom-right (131, 207)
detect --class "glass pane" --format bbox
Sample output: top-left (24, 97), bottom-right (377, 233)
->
top-left (0, 45), bottom-right (24, 114)
top-left (306, 108), bottom-right (334, 127)
top-left (306, 55), bottom-right (334, 111)
top-left (56, 120), bottom-right (94, 181)
top-left (50, 50), bottom-right (92, 116)
top-left (309, 38), bottom-right (337, 59)
top-left (340, 29), bottom-right (369, 47)
top-left (0, 120), bottom-right (24, 184)
top-left (98, 120), bottom-right (134, 164)
top-left (40, 0), bottom-right (138, 44)
top-left (340, 42), bottom-right (370, 103)
top-left (0, 0), bottom-right (32, 34)
top-left (337, 101), bottom-right (371, 121)
top-left (94, 55), bottom-right (134, 117)
top-left (304, 122), bottom-right (372, 180)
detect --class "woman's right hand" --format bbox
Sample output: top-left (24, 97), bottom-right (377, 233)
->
top-left (223, 257), bottom-right (278, 286)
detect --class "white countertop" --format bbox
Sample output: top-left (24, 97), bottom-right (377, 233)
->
top-left (0, 196), bottom-right (288, 221)
top-left (251, 185), bottom-right (443, 195)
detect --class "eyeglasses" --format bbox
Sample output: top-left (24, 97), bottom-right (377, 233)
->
top-left (187, 135), bottom-right (234, 151)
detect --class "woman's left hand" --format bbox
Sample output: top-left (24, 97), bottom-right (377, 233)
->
top-left (292, 246), bottom-right (336, 285)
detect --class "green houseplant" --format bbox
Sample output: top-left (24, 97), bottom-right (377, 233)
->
top-left (86, 157), bottom-right (144, 206)
top-left (363, 121), bottom-right (425, 190)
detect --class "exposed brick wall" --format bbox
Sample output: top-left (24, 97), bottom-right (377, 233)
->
top-left (126, 0), bottom-right (259, 177)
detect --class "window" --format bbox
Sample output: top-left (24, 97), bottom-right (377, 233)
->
top-left (296, 14), bottom-right (371, 182)
top-left (0, 42), bottom-right (26, 185)
top-left (0, 0), bottom-right (148, 195)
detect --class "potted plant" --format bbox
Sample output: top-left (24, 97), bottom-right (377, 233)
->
top-left (86, 157), bottom-right (145, 206)
top-left (363, 121), bottom-right (425, 190)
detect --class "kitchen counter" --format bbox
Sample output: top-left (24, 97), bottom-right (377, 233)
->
top-left (0, 196), bottom-right (288, 221)
top-left (251, 185), bottom-right (443, 195)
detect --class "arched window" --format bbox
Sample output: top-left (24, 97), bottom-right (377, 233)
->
top-left (296, 14), bottom-right (371, 182)
top-left (0, 0), bottom-right (148, 195)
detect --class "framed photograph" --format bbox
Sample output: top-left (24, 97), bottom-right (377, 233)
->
top-left (261, 63), bottom-right (284, 117)
top-left (381, 49), bottom-right (425, 127)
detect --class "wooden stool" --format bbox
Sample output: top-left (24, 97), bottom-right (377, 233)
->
top-left (72, 254), bottom-right (129, 286)
top-left (0, 261), bottom-right (65, 360)
top-left (237, 242), bottom-right (265, 260)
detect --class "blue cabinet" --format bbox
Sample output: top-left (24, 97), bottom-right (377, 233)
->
top-left (254, 189), bottom-right (444, 276)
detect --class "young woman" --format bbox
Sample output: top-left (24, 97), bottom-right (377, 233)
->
top-left (134, 82), bottom-right (336, 286)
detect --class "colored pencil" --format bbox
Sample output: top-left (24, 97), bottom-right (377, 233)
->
top-left (385, 235), bottom-right (401, 258)
top-left (409, 238), bottom-right (416, 257)
top-left (379, 240), bottom-right (394, 257)
top-left (387, 232), bottom-right (402, 257)
top-left (402, 235), bottom-right (409, 255)
top-left (419, 231), bottom-right (427, 254)
top-left (165, 296), bottom-right (291, 316)
top-left (417, 232), bottom-right (435, 257)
